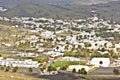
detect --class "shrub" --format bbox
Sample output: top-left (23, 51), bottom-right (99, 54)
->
top-left (80, 68), bottom-right (87, 75)
top-left (113, 68), bottom-right (119, 75)
top-left (29, 68), bottom-right (33, 73)
top-left (12, 67), bottom-right (19, 72)
top-left (72, 68), bottom-right (76, 73)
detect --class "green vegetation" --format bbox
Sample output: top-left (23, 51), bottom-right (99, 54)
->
top-left (97, 31), bottom-right (120, 40)
top-left (81, 28), bottom-right (93, 33)
top-left (72, 68), bottom-right (76, 73)
top-left (73, 68), bottom-right (87, 75)
top-left (71, 27), bottom-right (80, 31)
top-left (51, 61), bottom-right (87, 68)
top-left (2, 3), bottom-right (89, 19)
top-left (88, 67), bottom-right (98, 74)
top-left (29, 68), bottom-right (33, 73)
top-left (48, 66), bottom-right (56, 72)
top-left (0, 66), bottom-right (4, 71)
top-left (29, 57), bottom-right (49, 63)
top-left (63, 45), bottom-right (119, 59)
top-left (84, 42), bottom-right (91, 47)
top-left (0, 53), bottom-right (2, 57)
top-left (12, 67), bottom-right (19, 72)
top-left (42, 64), bottom-right (47, 70)
top-left (0, 52), bottom-right (15, 58)
top-left (80, 68), bottom-right (87, 75)
top-left (16, 41), bottom-right (30, 48)
top-left (0, 21), bottom-right (14, 27)
top-left (5, 66), bottom-right (11, 72)
top-left (113, 68), bottom-right (119, 75)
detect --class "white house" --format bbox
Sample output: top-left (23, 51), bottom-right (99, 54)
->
top-left (90, 57), bottom-right (110, 67)
top-left (0, 57), bottom-right (40, 68)
top-left (61, 57), bottom-right (80, 61)
top-left (40, 30), bottom-right (55, 39)
top-left (67, 65), bottom-right (91, 72)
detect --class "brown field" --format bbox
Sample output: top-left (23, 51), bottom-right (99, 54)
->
top-left (0, 70), bottom-right (39, 80)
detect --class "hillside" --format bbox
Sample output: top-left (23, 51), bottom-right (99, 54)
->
top-left (0, 0), bottom-right (120, 22)
top-left (91, 1), bottom-right (120, 23)
top-left (1, 3), bottom-right (89, 18)
top-left (0, 0), bottom-right (118, 8)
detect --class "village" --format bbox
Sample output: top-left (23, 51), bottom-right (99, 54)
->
top-left (0, 13), bottom-right (120, 79)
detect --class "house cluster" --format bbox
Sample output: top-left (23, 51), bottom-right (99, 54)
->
top-left (16, 52), bottom-right (38, 57)
top-left (0, 15), bottom-right (120, 57)
top-left (0, 15), bottom-right (120, 74)
top-left (0, 7), bottom-right (8, 12)
top-left (0, 57), bottom-right (40, 68)
top-left (60, 57), bottom-right (81, 61)
top-left (0, 16), bottom-right (9, 21)
top-left (113, 58), bottom-right (120, 66)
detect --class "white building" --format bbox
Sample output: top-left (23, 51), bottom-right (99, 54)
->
top-left (90, 57), bottom-right (110, 67)
top-left (0, 57), bottom-right (40, 68)
top-left (113, 58), bottom-right (120, 66)
top-left (67, 65), bottom-right (92, 72)
top-left (61, 57), bottom-right (80, 61)
top-left (40, 31), bottom-right (55, 39)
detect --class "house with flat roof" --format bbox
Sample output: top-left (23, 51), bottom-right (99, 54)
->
top-left (67, 65), bottom-right (93, 72)
top-left (90, 57), bottom-right (110, 67)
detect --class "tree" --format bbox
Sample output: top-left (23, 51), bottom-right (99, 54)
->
top-left (48, 66), bottom-right (56, 72)
top-left (5, 68), bottom-right (9, 72)
top-left (104, 43), bottom-right (107, 48)
top-left (78, 45), bottom-right (82, 49)
top-left (80, 68), bottom-right (87, 75)
top-left (48, 66), bottom-right (52, 72)
top-left (0, 66), bottom-right (4, 71)
top-left (112, 54), bottom-right (119, 59)
top-left (29, 68), bottom-right (33, 73)
top-left (78, 69), bottom-right (81, 76)
top-left (72, 68), bottom-right (76, 73)
top-left (90, 50), bottom-right (102, 58)
top-left (0, 54), bottom-right (2, 57)
top-left (56, 46), bottom-right (59, 50)
top-left (12, 67), bottom-right (19, 72)
top-left (65, 45), bottom-right (69, 50)
top-left (84, 42), bottom-right (91, 47)
top-left (42, 64), bottom-right (47, 70)
top-left (63, 51), bottom-right (73, 57)
top-left (113, 68), bottom-right (119, 76)
top-left (61, 64), bottom-right (69, 70)
top-left (5, 66), bottom-right (11, 72)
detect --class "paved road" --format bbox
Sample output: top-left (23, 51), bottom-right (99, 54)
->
top-left (36, 73), bottom-right (79, 80)
top-left (103, 78), bottom-right (120, 80)
top-left (89, 67), bottom-right (120, 75)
